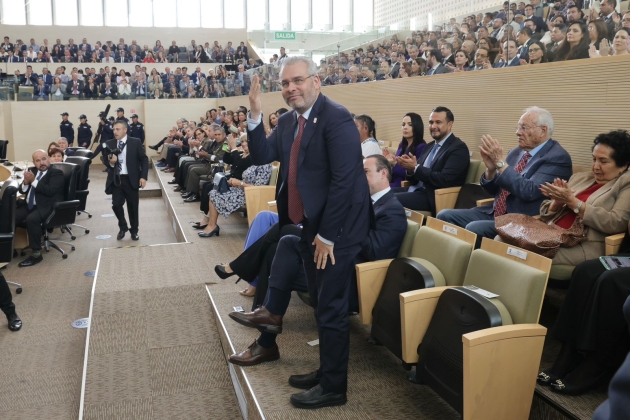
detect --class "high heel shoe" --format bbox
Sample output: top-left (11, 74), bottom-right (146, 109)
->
top-left (537, 371), bottom-right (560, 386)
top-left (198, 226), bottom-right (220, 238)
top-left (215, 264), bottom-right (236, 280)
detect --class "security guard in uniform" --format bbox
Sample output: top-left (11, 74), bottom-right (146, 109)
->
top-left (115, 107), bottom-right (129, 126)
top-left (128, 114), bottom-right (145, 144)
top-left (77, 114), bottom-right (93, 148)
top-left (60, 112), bottom-right (75, 145)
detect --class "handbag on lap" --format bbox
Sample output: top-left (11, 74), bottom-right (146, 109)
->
top-left (212, 172), bottom-right (229, 194)
top-left (495, 212), bottom-right (587, 258)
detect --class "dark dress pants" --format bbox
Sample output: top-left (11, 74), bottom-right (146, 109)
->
top-left (111, 176), bottom-right (140, 234)
top-left (166, 146), bottom-right (182, 168)
top-left (394, 187), bottom-right (433, 214)
top-left (15, 203), bottom-right (43, 250)
top-left (0, 272), bottom-right (15, 316)
top-left (299, 223), bottom-right (362, 395)
top-left (552, 256), bottom-right (630, 367)
top-left (176, 160), bottom-right (204, 188)
top-left (200, 181), bottom-right (214, 215)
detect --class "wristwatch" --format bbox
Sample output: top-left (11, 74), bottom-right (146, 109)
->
top-left (573, 200), bottom-right (583, 214)
top-left (495, 161), bottom-right (505, 170)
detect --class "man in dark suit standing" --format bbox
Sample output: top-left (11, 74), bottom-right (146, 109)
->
top-left (102, 121), bottom-right (148, 241)
top-left (227, 154), bottom-right (407, 366)
top-left (395, 107), bottom-right (470, 215)
top-left (15, 150), bottom-right (65, 267)
top-left (247, 56), bottom-right (371, 409)
top-left (438, 106), bottom-right (573, 247)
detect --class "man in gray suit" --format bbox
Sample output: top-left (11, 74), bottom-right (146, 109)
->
top-left (425, 50), bottom-right (450, 75)
top-left (437, 106), bottom-right (573, 248)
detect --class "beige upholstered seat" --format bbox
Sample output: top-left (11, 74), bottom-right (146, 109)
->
top-left (397, 219), bottom-right (420, 258)
top-left (400, 238), bottom-right (552, 420)
top-left (244, 163), bottom-right (280, 226)
top-left (356, 217), bottom-right (476, 324)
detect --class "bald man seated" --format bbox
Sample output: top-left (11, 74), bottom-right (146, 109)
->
top-left (15, 149), bottom-right (65, 267)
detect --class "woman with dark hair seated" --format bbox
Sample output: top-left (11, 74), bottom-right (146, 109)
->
top-left (537, 225), bottom-right (630, 395)
top-left (382, 112), bottom-right (427, 188)
top-left (556, 21), bottom-right (591, 61)
top-left (451, 49), bottom-right (470, 72)
top-left (538, 130), bottom-right (630, 267)
top-left (525, 41), bottom-right (549, 64)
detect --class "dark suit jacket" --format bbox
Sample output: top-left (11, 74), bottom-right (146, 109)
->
top-left (478, 139), bottom-right (573, 216)
top-left (248, 93), bottom-right (371, 249)
top-left (66, 80), bottom-right (84, 95)
top-left (33, 84), bottom-right (50, 97)
top-left (442, 54), bottom-right (456, 66)
top-left (427, 63), bottom-right (450, 75)
top-left (41, 73), bottom-right (53, 85)
top-left (357, 190), bottom-right (407, 263)
top-left (406, 134), bottom-right (470, 214)
top-left (101, 137), bottom-right (148, 192)
top-left (19, 166), bottom-right (65, 219)
top-left (99, 82), bottom-right (117, 97)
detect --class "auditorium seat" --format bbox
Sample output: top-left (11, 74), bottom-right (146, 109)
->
top-left (243, 163), bottom-right (280, 226)
top-left (17, 86), bottom-right (33, 102)
top-left (401, 238), bottom-right (551, 419)
top-left (357, 216), bottom-right (475, 326)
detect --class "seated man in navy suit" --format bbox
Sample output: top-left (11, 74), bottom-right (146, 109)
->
top-left (395, 106), bottom-right (470, 215)
top-left (438, 106), bottom-right (572, 248)
top-left (494, 39), bottom-right (521, 68)
top-left (226, 154), bottom-right (407, 367)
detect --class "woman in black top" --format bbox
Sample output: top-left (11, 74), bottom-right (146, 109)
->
top-left (556, 21), bottom-right (591, 61)
top-left (196, 135), bottom-right (253, 224)
top-left (83, 77), bottom-right (99, 99)
top-left (195, 45), bottom-right (210, 63)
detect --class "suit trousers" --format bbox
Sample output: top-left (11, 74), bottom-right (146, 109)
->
top-left (200, 181), bottom-right (214, 215)
top-left (394, 187), bottom-right (433, 214)
top-left (15, 203), bottom-right (43, 250)
top-left (0, 272), bottom-right (15, 316)
top-left (175, 159), bottom-right (202, 187)
top-left (185, 165), bottom-right (214, 194)
top-left (160, 143), bottom-right (175, 160)
top-left (552, 257), bottom-right (630, 367)
top-left (300, 223), bottom-right (361, 394)
top-left (166, 146), bottom-right (182, 168)
top-left (437, 207), bottom-right (495, 248)
top-left (111, 175), bottom-right (140, 234)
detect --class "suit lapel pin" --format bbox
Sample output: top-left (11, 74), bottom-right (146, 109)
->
top-left (313, 118), bottom-right (317, 124)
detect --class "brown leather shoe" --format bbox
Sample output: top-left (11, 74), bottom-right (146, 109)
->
top-left (228, 306), bottom-right (283, 334)
top-left (229, 341), bottom-right (279, 366)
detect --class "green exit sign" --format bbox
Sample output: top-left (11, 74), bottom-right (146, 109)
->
top-left (275, 31), bottom-right (296, 40)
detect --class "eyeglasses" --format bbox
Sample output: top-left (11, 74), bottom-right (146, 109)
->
top-left (280, 74), bottom-right (314, 89)
top-left (515, 125), bottom-right (541, 132)
top-left (528, 48), bottom-right (542, 52)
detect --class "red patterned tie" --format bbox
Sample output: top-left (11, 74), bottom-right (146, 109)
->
top-left (288, 116), bottom-right (307, 224)
top-left (493, 152), bottom-right (531, 217)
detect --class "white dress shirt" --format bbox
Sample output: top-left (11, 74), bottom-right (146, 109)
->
top-left (371, 187), bottom-right (391, 204)
top-left (109, 136), bottom-right (129, 175)
top-left (21, 169), bottom-right (48, 206)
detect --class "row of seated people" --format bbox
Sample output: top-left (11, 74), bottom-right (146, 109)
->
top-left (204, 103), bottom-right (630, 402)
top-left (13, 64), bottom-right (253, 100)
top-left (320, 3), bottom-right (630, 82)
top-left (0, 37), bottom-right (250, 64)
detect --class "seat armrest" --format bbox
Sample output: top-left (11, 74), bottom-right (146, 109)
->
top-left (268, 200), bottom-right (277, 213)
top-left (606, 233), bottom-right (626, 255)
top-left (52, 199), bottom-right (81, 211)
top-left (462, 324), bottom-right (546, 420)
top-left (399, 286), bottom-right (453, 364)
top-left (0, 232), bottom-right (14, 241)
top-left (476, 198), bottom-right (495, 207)
top-left (244, 186), bottom-right (277, 226)
top-left (356, 259), bottom-right (393, 325)
top-left (401, 180), bottom-right (409, 188)
top-left (434, 186), bottom-right (462, 213)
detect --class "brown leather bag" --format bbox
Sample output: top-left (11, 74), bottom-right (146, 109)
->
top-left (495, 212), bottom-right (588, 258)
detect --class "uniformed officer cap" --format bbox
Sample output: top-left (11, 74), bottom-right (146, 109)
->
top-left (108, 116), bottom-right (115, 121)
top-left (61, 112), bottom-right (69, 116)
top-left (131, 114), bottom-right (138, 119)
top-left (79, 114), bottom-right (87, 119)
top-left (116, 107), bottom-right (124, 113)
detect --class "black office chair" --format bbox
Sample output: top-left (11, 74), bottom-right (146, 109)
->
top-left (44, 163), bottom-right (80, 259)
top-left (74, 149), bottom-right (93, 158)
top-left (0, 140), bottom-right (8, 160)
top-left (66, 147), bottom-right (86, 155)
top-left (65, 156), bottom-right (92, 235)
top-left (0, 180), bottom-right (21, 293)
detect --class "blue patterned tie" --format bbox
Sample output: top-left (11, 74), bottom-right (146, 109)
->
top-left (27, 172), bottom-right (43, 210)
top-left (117, 140), bottom-right (124, 172)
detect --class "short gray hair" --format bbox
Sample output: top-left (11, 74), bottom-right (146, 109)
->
top-left (279, 56), bottom-right (317, 78)
top-left (524, 106), bottom-right (554, 138)
top-left (57, 137), bottom-right (68, 143)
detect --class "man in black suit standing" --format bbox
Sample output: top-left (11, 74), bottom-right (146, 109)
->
top-left (102, 121), bottom-right (148, 241)
top-left (247, 56), bottom-right (371, 409)
top-left (16, 150), bottom-right (65, 267)
top-left (227, 154), bottom-right (407, 367)
top-left (395, 107), bottom-right (470, 215)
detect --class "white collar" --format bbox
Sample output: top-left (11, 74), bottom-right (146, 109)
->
top-left (118, 135), bottom-right (128, 143)
top-left (297, 105), bottom-right (314, 122)
top-left (434, 132), bottom-right (452, 146)
top-left (371, 187), bottom-right (391, 203)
